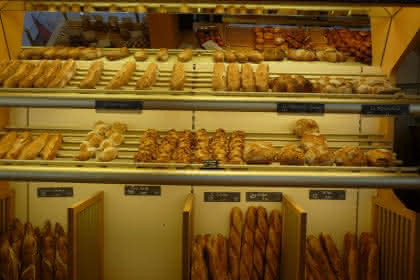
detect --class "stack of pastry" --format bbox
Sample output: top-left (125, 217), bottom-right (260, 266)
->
top-left (210, 129), bottom-right (229, 163)
top-left (174, 130), bottom-right (194, 163)
top-left (156, 129), bottom-right (178, 163)
top-left (74, 121), bottom-right (127, 162)
top-left (194, 129), bottom-right (211, 163)
top-left (228, 131), bottom-right (245, 164)
top-left (134, 129), bottom-right (160, 162)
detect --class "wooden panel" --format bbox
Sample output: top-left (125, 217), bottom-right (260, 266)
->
top-left (371, 16), bottom-right (392, 67)
top-left (280, 194), bottom-right (306, 280)
top-left (0, 10), bottom-right (24, 59)
top-left (68, 191), bottom-right (104, 280)
top-left (148, 14), bottom-right (180, 48)
top-left (0, 188), bottom-right (14, 234)
top-left (182, 193), bottom-right (194, 280)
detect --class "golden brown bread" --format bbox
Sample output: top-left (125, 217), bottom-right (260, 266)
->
top-left (248, 50), bottom-right (264, 63)
top-left (206, 234), bottom-right (228, 280)
top-left (241, 64), bottom-right (256, 92)
top-left (212, 63), bottom-right (226, 91)
top-left (6, 131), bottom-right (32, 159)
top-left (0, 131), bottom-right (17, 158)
top-left (134, 50), bottom-right (148, 61)
top-left (18, 133), bottom-right (49, 160)
top-left (240, 207), bottom-right (257, 280)
top-left (136, 63), bottom-right (159, 90)
top-left (19, 61), bottom-right (49, 88)
top-left (277, 144), bottom-right (304, 165)
top-left (335, 146), bottom-right (367, 167)
top-left (287, 49), bottom-right (316, 61)
top-left (41, 134), bottom-right (63, 160)
top-left (244, 142), bottom-right (276, 164)
top-left (366, 242), bottom-right (378, 280)
top-left (359, 232), bottom-right (375, 280)
top-left (213, 51), bottom-right (225, 62)
top-left (251, 207), bottom-right (268, 280)
top-left (229, 207), bottom-right (243, 280)
top-left (191, 235), bottom-right (208, 280)
top-left (47, 59), bottom-right (76, 88)
top-left (263, 210), bottom-right (282, 280)
top-left (301, 134), bottom-right (326, 152)
top-left (170, 63), bottom-right (185, 90)
top-left (304, 145), bottom-right (335, 166)
top-left (177, 48), bottom-right (193, 62)
top-left (106, 61), bottom-right (136, 89)
top-left (344, 232), bottom-right (358, 280)
top-left (4, 63), bottom-right (35, 88)
top-left (96, 146), bottom-right (118, 162)
top-left (295, 119), bottom-right (320, 137)
top-left (41, 221), bottom-right (55, 280)
top-left (34, 60), bottom-right (61, 88)
top-left (236, 51), bottom-right (249, 63)
top-left (0, 234), bottom-right (20, 280)
top-left (156, 48), bottom-right (169, 61)
top-left (305, 248), bottom-right (323, 280)
top-left (105, 47), bottom-right (130, 61)
top-left (225, 50), bottom-right (237, 63)
top-left (227, 63), bottom-right (241, 91)
top-left (54, 223), bottom-right (68, 280)
top-left (74, 142), bottom-right (96, 161)
top-left (306, 235), bottom-right (336, 280)
top-left (0, 61), bottom-right (21, 85)
top-left (366, 149), bottom-right (394, 167)
top-left (21, 223), bottom-right (38, 280)
top-left (255, 64), bottom-right (269, 92)
top-left (79, 60), bottom-right (104, 89)
top-left (320, 232), bottom-right (345, 280)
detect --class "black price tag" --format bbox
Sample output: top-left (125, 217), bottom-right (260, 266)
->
top-left (125, 185), bottom-right (161, 196)
top-left (95, 100), bottom-right (143, 111)
top-left (204, 192), bottom-right (240, 202)
top-left (37, 187), bottom-right (73, 197)
top-left (201, 160), bottom-right (221, 170)
top-left (361, 104), bottom-right (409, 116)
top-left (277, 103), bottom-right (325, 114)
top-left (309, 190), bottom-right (346, 200)
top-left (246, 192), bottom-right (282, 202)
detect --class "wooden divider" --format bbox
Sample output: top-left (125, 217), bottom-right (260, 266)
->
top-left (372, 191), bottom-right (420, 280)
top-left (0, 188), bottom-right (14, 234)
top-left (280, 194), bottom-right (307, 280)
top-left (182, 193), bottom-right (194, 280)
top-left (68, 191), bottom-right (104, 280)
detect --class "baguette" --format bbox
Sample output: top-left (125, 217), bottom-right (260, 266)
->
top-left (228, 207), bottom-right (243, 280)
top-left (191, 235), bottom-right (208, 280)
top-left (241, 64), bottom-right (256, 92)
top-left (255, 64), bottom-right (269, 92)
top-left (105, 47), bottom-right (130, 61)
top-left (79, 61), bottom-right (104, 89)
top-left (41, 134), bottom-right (63, 160)
top-left (177, 48), bottom-right (193, 62)
top-left (307, 235), bottom-right (336, 280)
top-left (79, 48), bottom-right (103, 60)
top-left (239, 207), bottom-right (257, 280)
top-left (359, 233), bottom-right (373, 280)
top-left (206, 234), bottom-right (228, 280)
top-left (8, 218), bottom-right (24, 262)
top-left (212, 63), bottom-right (226, 91)
top-left (320, 233), bottom-right (345, 280)
top-left (54, 223), bottom-right (68, 280)
top-left (251, 207), bottom-right (268, 280)
top-left (0, 131), bottom-right (17, 158)
top-left (366, 242), bottom-right (378, 280)
top-left (263, 210), bottom-right (282, 280)
top-left (156, 48), bottom-right (169, 62)
top-left (1, 234), bottom-right (19, 280)
top-left (42, 48), bottom-right (59, 59)
top-left (55, 47), bottom-right (71, 59)
top-left (47, 59), bottom-right (76, 88)
top-left (344, 232), bottom-right (358, 280)
top-left (227, 63), bottom-right (241, 91)
top-left (305, 248), bottom-right (323, 280)
top-left (19, 61), bottom-right (49, 88)
top-left (4, 63), bottom-right (34, 88)
top-left (170, 63), bottom-right (185, 90)
top-left (136, 63), bottom-right (159, 90)
top-left (6, 131), bottom-right (32, 159)
top-left (106, 61), bottom-right (136, 89)
top-left (67, 48), bottom-right (82, 59)
top-left (21, 223), bottom-right (38, 280)
top-left (41, 221), bottom-right (55, 280)
top-left (34, 60), bottom-right (62, 88)
top-left (0, 61), bottom-right (21, 85)
top-left (18, 133), bottom-right (49, 160)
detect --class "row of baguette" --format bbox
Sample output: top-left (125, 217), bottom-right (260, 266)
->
top-left (1, 59), bottom-right (397, 94)
top-left (0, 219), bottom-right (68, 280)
top-left (191, 206), bottom-right (282, 280)
top-left (306, 232), bottom-right (378, 280)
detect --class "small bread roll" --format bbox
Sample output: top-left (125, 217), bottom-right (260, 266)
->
top-left (366, 149), bottom-right (394, 167)
top-left (213, 51), bottom-right (225, 62)
top-left (241, 64), bottom-right (255, 92)
top-left (225, 50), bottom-right (237, 63)
top-left (177, 48), bottom-right (193, 62)
top-left (335, 146), bottom-right (367, 167)
top-left (136, 63), bottom-right (159, 90)
top-left (96, 147), bottom-right (118, 162)
top-left (236, 51), bottom-right (248, 63)
top-left (156, 48), bottom-right (169, 62)
top-left (295, 119), bottom-right (320, 137)
top-left (134, 50), bottom-right (148, 61)
top-left (255, 64), bottom-right (269, 92)
top-left (301, 134), bottom-right (326, 151)
top-left (170, 63), bottom-right (185, 90)
top-left (277, 144), bottom-right (304, 165)
top-left (212, 63), bottom-right (226, 91)
top-left (227, 63), bottom-right (241, 91)
top-left (248, 50), bottom-right (264, 63)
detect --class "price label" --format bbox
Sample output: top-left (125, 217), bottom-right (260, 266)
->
top-left (246, 192), bottom-right (282, 202)
top-left (95, 100), bottom-right (143, 111)
top-left (125, 185), bottom-right (161, 196)
top-left (201, 160), bottom-right (221, 170)
top-left (361, 104), bottom-right (409, 116)
top-left (204, 192), bottom-right (240, 202)
top-left (309, 190), bottom-right (346, 200)
top-left (277, 103), bottom-right (325, 114)
top-left (37, 187), bottom-right (73, 197)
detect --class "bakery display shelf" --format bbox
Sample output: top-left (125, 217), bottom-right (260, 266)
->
top-left (0, 126), bottom-right (419, 187)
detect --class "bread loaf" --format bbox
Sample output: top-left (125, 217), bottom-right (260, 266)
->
top-left (366, 149), bottom-right (394, 167)
top-left (366, 242), bottom-right (378, 280)
top-left (304, 145), bottom-right (335, 166)
top-left (335, 146), bottom-right (367, 167)
top-left (305, 248), bottom-right (323, 280)
top-left (0, 61), bottom-right (21, 85)
top-left (225, 50), bottom-right (237, 63)
top-left (41, 221), bottom-right (55, 280)
top-left (251, 207), bottom-right (268, 280)
top-left (236, 51), bottom-right (248, 63)
top-left (170, 63), bottom-right (185, 90)
top-left (241, 64), bottom-right (256, 92)
top-left (54, 223), bottom-right (68, 280)
top-left (227, 63), bottom-right (241, 91)
top-left (248, 50), bottom-right (264, 63)
top-left (18, 132), bottom-right (49, 160)
top-left (156, 48), bottom-right (169, 62)
top-left (79, 61), bottom-right (104, 89)
top-left (34, 60), bottom-right (61, 88)
top-left (4, 63), bottom-right (35, 88)
top-left (136, 63), bottom-right (159, 90)
top-left (277, 144), bottom-right (304, 165)
top-left (263, 210), bottom-right (282, 280)
top-left (301, 134), bottom-right (326, 152)
top-left (344, 232), bottom-right (358, 280)
top-left (255, 64), bottom-right (269, 92)
top-left (244, 142), bottom-right (276, 164)
top-left (213, 51), bottom-right (225, 62)
top-left (19, 61), bottom-right (49, 88)
top-left (287, 49), bottom-right (316, 61)
top-left (207, 234), bottom-right (228, 280)
top-left (212, 63), bottom-right (226, 91)
top-left (47, 59), bottom-right (76, 88)
top-left (6, 131), bottom-right (32, 159)
top-left (0, 131), bottom-right (17, 158)
top-left (105, 47), bottom-right (130, 61)
top-left (228, 207), bottom-right (243, 280)
top-left (295, 119), bottom-right (319, 137)
top-left (359, 232), bottom-right (373, 280)
top-left (177, 48), bottom-right (193, 62)
top-left (21, 223), bottom-right (38, 280)
top-left (239, 207), bottom-right (257, 280)
top-left (320, 233), bottom-right (345, 280)
top-left (307, 235), bottom-right (336, 280)
top-left (191, 235), bottom-right (208, 280)
top-left (106, 61), bottom-right (136, 89)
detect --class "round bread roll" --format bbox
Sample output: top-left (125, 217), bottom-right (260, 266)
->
top-left (295, 119), bottom-right (320, 137)
top-left (225, 50), bottom-right (237, 62)
top-left (301, 134), bottom-right (326, 151)
top-left (304, 145), bottom-right (335, 166)
top-left (277, 144), bottom-right (304, 165)
top-left (366, 149), bottom-right (394, 167)
top-left (236, 51), bottom-right (248, 63)
top-left (335, 146), bottom-right (367, 167)
top-left (213, 51), bottom-right (225, 62)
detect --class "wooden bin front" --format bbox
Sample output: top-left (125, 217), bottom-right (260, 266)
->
top-left (372, 190), bottom-right (420, 280)
top-left (68, 191), bottom-right (104, 280)
top-left (0, 188), bottom-right (15, 234)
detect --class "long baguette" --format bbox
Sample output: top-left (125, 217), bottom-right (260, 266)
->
top-left (206, 234), bottom-right (228, 280)
top-left (136, 63), bottom-right (159, 90)
top-left (47, 59), bottom-right (76, 88)
top-left (241, 64), bottom-right (256, 92)
top-left (0, 131), bottom-right (17, 158)
top-left (54, 223), bottom-right (68, 280)
top-left (305, 248), bottom-right (323, 280)
top-left (366, 241), bottom-right (378, 280)
top-left (34, 60), bottom-right (62, 88)
top-left (320, 232), bottom-right (345, 280)
top-left (212, 63), bottom-right (226, 91)
top-left (0, 61), bottom-right (21, 85)
top-left (191, 235), bottom-right (208, 280)
top-left (106, 61), bottom-right (136, 89)
top-left (307, 235), bottom-right (336, 280)
top-left (18, 133), bottom-right (49, 160)
top-left (263, 210), bottom-right (282, 280)
top-left (170, 63), bottom-right (185, 90)
top-left (359, 232), bottom-right (372, 280)
top-left (4, 63), bottom-right (35, 88)
top-left (79, 61), bottom-right (104, 89)
top-left (227, 63), bottom-right (241, 91)
top-left (41, 134), bottom-right (63, 160)
top-left (251, 207), bottom-right (268, 280)
top-left (6, 131), bottom-right (32, 159)
top-left (239, 207), bottom-right (257, 280)
top-left (21, 223), bottom-right (38, 280)
top-left (41, 221), bottom-right (55, 280)
top-left (19, 61), bottom-right (49, 88)
top-left (344, 232), bottom-right (358, 280)
top-left (255, 64), bottom-right (269, 92)
top-left (228, 207), bottom-right (243, 280)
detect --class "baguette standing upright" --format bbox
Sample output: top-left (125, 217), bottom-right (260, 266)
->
top-left (54, 223), bottom-right (68, 280)
top-left (241, 64), bottom-right (256, 92)
top-left (255, 64), bottom-right (269, 92)
top-left (21, 223), bottom-right (38, 280)
top-left (366, 242), bottom-right (378, 280)
top-left (305, 248), bottom-right (323, 280)
top-left (239, 207), bottom-right (257, 280)
top-left (359, 232), bottom-right (372, 280)
top-left (136, 63), bottom-right (159, 89)
top-left (106, 61), bottom-right (136, 89)
top-left (47, 59), bottom-right (77, 88)
top-left (320, 232), bottom-right (345, 280)
top-left (0, 234), bottom-right (19, 280)
top-left (228, 207), bottom-right (243, 280)
top-left (344, 232), bottom-right (358, 280)
top-left (212, 63), bottom-right (226, 91)
top-left (79, 60), bottom-right (104, 89)
top-left (41, 221), bottom-right (56, 280)
top-left (251, 207), bottom-right (269, 280)
top-left (0, 131), bottom-right (17, 158)
top-left (227, 63), bottom-right (241, 91)
top-left (191, 235), bottom-right (208, 280)
top-left (206, 234), bottom-right (228, 280)
top-left (307, 235), bottom-right (336, 280)
top-left (170, 63), bottom-right (185, 90)
top-left (6, 132), bottom-right (32, 159)
top-left (263, 209), bottom-right (282, 280)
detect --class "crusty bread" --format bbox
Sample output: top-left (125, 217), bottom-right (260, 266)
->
top-left (79, 61), bottom-right (104, 89)
top-left (366, 149), bottom-right (394, 167)
top-left (344, 232), bottom-right (358, 280)
top-left (41, 134), bottom-right (63, 160)
top-left (301, 134), bottom-right (326, 152)
top-left (277, 144), bottom-right (304, 165)
top-left (255, 64), bottom-right (269, 92)
top-left (19, 61), bottom-right (49, 88)
top-left (4, 63), bottom-right (35, 88)
top-left (320, 233), bottom-right (345, 280)
top-left (6, 132), bottom-right (32, 159)
top-left (228, 207), bottom-right (243, 280)
top-left (191, 235), bottom-right (208, 280)
top-left (241, 64), bottom-right (256, 92)
top-left (212, 63), bottom-right (226, 91)
top-left (263, 210), bottom-right (282, 280)
top-left (47, 59), bottom-right (76, 88)
top-left (251, 207), bottom-right (268, 280)
top-left (170, 63), bottom-right (185, 90)
top-left (137, 63), bottom-right (159, 90)
top-left (335, 146), bottom-right (367, 167)
top-left (306, 235), bottom-right (336, 280)
top-left (0, 131), bottom-right (17, 158)
top-left (106, 61), bottom-right (136, 90)
top-left (239, 207), bottom-right (257, 280)
top-left (227, 63), bottom-right (241, 91)
top-left (34, 60), bottom-right (62, 88)
top-left (18, 133), bottom-right (49, 160)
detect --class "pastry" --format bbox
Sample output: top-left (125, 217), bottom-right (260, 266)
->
top-left (366, 149), bottom-right (394, 167)
top-left (244, 142), bottom-right (276, 164)
top-left (134, 129), bottom-right (160, 162)
top-left (255, 64), bottom-right (269, 92)
top-left (134, 50), bottom-right (148, 61)
top-left (156, 48), bottom-right (169, 62)
top-left (241, 64), bottom-right (255, 92)
top-left (335, 146), bottom-right (367, 166)
top-left (79, 61), bottom-right (104, 89)
top-left (6, 132), bottom-right (32, 159)
top-left (295, 119), bottom-right (320, 137)
top-left (227, 63), bottom-right (241, 91)
top-left (18, 133), bottom-right (49, 160)
top-left (47, 59), bottom-right (76, 88)
top-left (174, 130), bottom-right (194, 163)
top-left (228, 207), bottom-right (243, 280)
top-left (239, 207), bottom-right (257, 280)
top-left (263, 210), bottom-right (282, 280)
top-left (194, 129), bottom-right (211, 163)
top-left (170, 63), bottom-right (185, 90)
top-left (320, 233), bottom-right (345, 280)
top-left (228, 130), bottom-right (245, 164)
top-left (19, 61), bottom-right (49, 88)
top-left (177, 48), bottom-right (193, 62)
top-left (34, 60), bottom-right (61, 88)
top-left (0, 131), bottom-right (17, 158)
top-left (212, 63), bottom-right (226, 91)
top-left (41, 134), bottom-right (63, 160)
top-left (136, 63), bottom-right (159, 90)
top-left (106, 61), bottom-right (136, 89)
top-left (277, 144), bottom-right (304, 165)
top-left (304, 145), bottom-right (335, 166)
